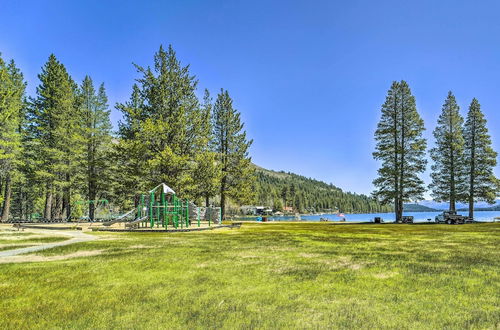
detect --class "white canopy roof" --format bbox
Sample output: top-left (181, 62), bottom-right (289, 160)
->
top-left (149, 183), bottom-right (176, 195)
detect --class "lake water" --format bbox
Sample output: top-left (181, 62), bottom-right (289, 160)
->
top-left (258, 211), bottom-right (500, 223)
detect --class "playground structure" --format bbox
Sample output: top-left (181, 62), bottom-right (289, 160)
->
top-left (102, 183), bottom-right (221, 230)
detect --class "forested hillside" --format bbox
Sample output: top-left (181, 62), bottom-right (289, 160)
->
top-left (402, 204), bottom-right (438, 212)
top-left (254, 166), bottom-right (392, 214)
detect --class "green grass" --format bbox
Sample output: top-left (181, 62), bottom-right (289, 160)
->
top-left (0, 223), bottom-right (499, 329)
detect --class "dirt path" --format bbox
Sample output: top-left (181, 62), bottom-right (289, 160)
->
top-left (0, 230), bottom-right (98, 258)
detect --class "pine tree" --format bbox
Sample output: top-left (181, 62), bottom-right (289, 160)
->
top-left (213, 89), bottom-right (254, 218)
top-left (373, 81), bottom-right (427, 222)
top-left (430, 91), bottom-right (467, 212)
top-left (289, 183), bottom-right (296, 207)
top-left (114, 84), bottom-right (148, 208)
top-left (0, 56), bottom-right (26, 222)
top-left (294, 193), bottom-right (303, 213)
top-left (80, 76), bottom-right (113, 220)
top-left (281, 186), bottom-right (288, 209)
top-left (463, 98), bottom-right (499, 218)
top-left (191, 89), bottom-right (221, 206)
top-left (116, 45), bottom-right (202, 200)
top-left (29, 54), bottom-right (81, 220)
top-left (15, 85), bottom-right (40, 221)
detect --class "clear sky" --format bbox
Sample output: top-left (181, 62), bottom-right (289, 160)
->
top-left (1, 0), bottom-right (499, 197)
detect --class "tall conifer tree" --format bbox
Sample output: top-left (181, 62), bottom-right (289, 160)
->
top-left (116, 45), bottom-right (203, 201)
top-left (0, 56), bottom-right (26, 222)
top-left (212, 89), bottom-right (254, 219)
top-left (80, 76), bottom-right (112, 220)
top-left (373, 81), bottom-right (427, 222)
top-left (191, 89), bottom-right (221, 206)
top-left (430, 91), bottom-right (467, 212)
top-left (114, 84), bottom-right (148, 208)
top-left (463, 98), bottom-right (499, 218)
top-left (29, 55), bottom-right (80, 220)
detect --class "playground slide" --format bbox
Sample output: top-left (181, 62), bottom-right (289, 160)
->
top-left (125, 216), bottom-right (149, 228)
top-left (102, 209), bottom-right (136, 226)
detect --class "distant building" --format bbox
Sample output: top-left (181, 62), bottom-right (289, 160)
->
top-left (240, 206), bottom-right (273, 215)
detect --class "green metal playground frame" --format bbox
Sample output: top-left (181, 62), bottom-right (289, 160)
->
top-left (134, 183), bottom-right (213, 229)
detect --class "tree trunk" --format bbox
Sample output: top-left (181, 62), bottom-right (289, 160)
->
top-left (450, 154), bottom-right (456, 212)
top-left (44, 186), bottom-right (53, 221)
top-left (89, 179), bottom-right (96, 221)
top-left (398, 199), bottom-right (404, 223)
top-left (89, 201), bottom-right (95, 221)
top-left (54, 193), bottom-right (63, 220)
top-left (468, 121), bottom-right (476, 220)
top-left (468, 196), bottom-right (474, 220)
top-left (0, 177), bottom-right (4, 202)
top-left (20, 189), bottom-right (26, 221)
top-left (52, 194), bottom-right (58, 220)
top-left (393, 95), bottom-right (400, 223)
top-left (394, 199), bottom-right (400, 223)
top-left (63, 173), bottom-right (71, 220)
top-left (63, 189), bottom-right (71, 220)
top-left (449, 113), bottom-right (456, 213)
top-left (1, 174), bottom-right (12, 222)
top-left (205, 194), bottom-right (210, 208)
top-left (62, 195), bottom-right (67, 220)
top-left (220, 175), bottom-right (226, 220)
top-left (88, 138), bottom-right (96, 221)
top-left (468, 156), bottom-right (475, 219)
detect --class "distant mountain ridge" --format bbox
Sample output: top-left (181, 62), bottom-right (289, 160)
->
top-left (418, 199), bottom-right (500, 211)
top-left (403, 203), bottom-right (438, 212)
top-left (459, 204), bottom-right (500, 211)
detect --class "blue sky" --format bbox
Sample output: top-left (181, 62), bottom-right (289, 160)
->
top-left (1, 0), bottom-right (499, 198)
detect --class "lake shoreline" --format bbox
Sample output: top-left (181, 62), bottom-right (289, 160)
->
top-left (235, 211), bottom-right (500, 223)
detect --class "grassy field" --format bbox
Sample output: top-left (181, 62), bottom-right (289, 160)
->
top-left (0, 222), bottom-right (499, 329)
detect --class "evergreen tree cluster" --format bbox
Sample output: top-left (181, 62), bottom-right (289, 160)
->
top-left (114, 46), bottom-right (254, 219)
top-left (255, 167), bottom-right (392, 214)
top-left (430, 93), bottom-right (499, 218)
top-left (373, 82), bottom-right (499, 220)
top-left (0, 46), bottom-right (255, 221)
top-left (0, 55), bottom-right (26, 222)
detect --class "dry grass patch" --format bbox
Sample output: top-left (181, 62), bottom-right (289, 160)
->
top-left (195, 260), bottom-right (221, 268)
top-left (0, 249), bottom-right (105, 264)
top-left (235, 251), bottom-right (261, 259)
top-left (0, 234), bottom-right (60, 241)
top-left (128, 244), bottom-right (157, 249)
top-left (93, 236), bottom-right (124, 241)
top-left (266, 246), bottom-right (298, 252)
top-left (0, 244), bottom-right (37, 252)
top-left (321, 256), bottom-right (366, 270)
top-left (298, 252), bottom-right (322, 258)
top-left (0, 242), bottom-right (43, 249)
top-left (372, 271), bottom-right (398, 279)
